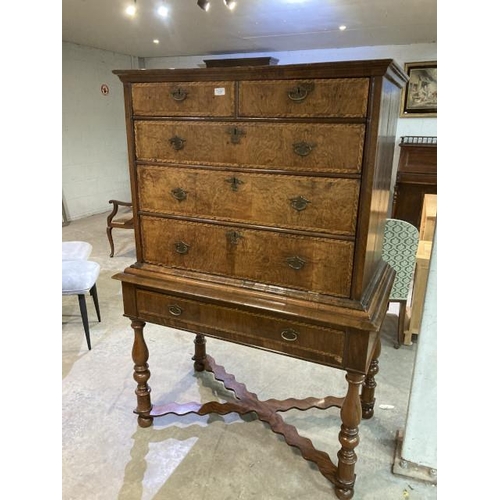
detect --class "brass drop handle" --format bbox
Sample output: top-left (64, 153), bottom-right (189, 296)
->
top-left (169, 136), bottom-right (186, 151)
top-left (286, 256), bottom-right (306, 270)
top-left (287, 82), bottom-right (315, 102)
top-left (290, 196), bottom-right (310, 212)
top-left (171, 87), bottom-right (188, 101)
top-left (281, 328), bottom-right (299, 342)
top-left (226, 230), bottom-right (243, 245)
top-left (293, 142), bottom-right (316, 157)
top-left (168, 304), bottom-right (183, 316)
top-left (174, 241), bottom-right (190, 254)
top-left (171, 187), bottom-right (187, 201)
top-left (227, 126), bottom-right (245, 144)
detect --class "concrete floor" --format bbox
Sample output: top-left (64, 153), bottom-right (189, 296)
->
top-left (62, 211), bottom-right (437, 500)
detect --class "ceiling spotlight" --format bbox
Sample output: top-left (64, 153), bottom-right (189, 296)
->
top-left (197, 0), bottom-right (210, 11)
top-left (157, 6), bottom-right (168, 17)
top-left (125, 3), bottom-right (137, 16)
top-left (339, 25), bottom-right (347, 31)
top-left (224, 0), bottom-right (237, 9)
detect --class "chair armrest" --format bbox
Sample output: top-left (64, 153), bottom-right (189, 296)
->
top-left (107, 200), bottom-right (133, 225)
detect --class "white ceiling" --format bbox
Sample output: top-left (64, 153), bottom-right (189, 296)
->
top-left (62, 0), bottom-right (437, 59)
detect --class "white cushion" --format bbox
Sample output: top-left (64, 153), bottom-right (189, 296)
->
top-left (62, 260), bottom-right (100, 295)
top-left (62, 241), bottom-right (92, 260)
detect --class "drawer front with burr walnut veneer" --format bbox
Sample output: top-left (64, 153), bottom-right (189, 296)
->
top-left (113, 60), bottom-right (407, 499)
top-left (134, 120), bottom-right (365, 173)
top-left (137, 165), bottom-right (360, 235)
top-left (140, 215), bottom-right (354, 297)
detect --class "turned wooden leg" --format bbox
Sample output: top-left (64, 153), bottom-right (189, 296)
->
top-left (335, 372), bottom-right (364, 500)
top-left (192, 333), bottom-right (206, 372)
top-left (131, 319), bottom-right (153, 428)
top-left (361, 337), bottom-right (381, 420)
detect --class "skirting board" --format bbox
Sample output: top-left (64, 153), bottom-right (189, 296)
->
top-left (392, 430), bottom-right (437, 485)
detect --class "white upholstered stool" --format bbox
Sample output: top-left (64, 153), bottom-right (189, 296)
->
top-left (62, 260), bottom-right (101, 350)
top-left (62, 241), bottom-right (93, 261)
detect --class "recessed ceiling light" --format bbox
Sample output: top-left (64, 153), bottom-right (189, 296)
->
top-left (153, 39), bottom-right (160, 44)
top-left (339, 25), bottom-right (347, 31)
top-left (157, 6), bottom-right (168, 17)
top-left (224, 0), bottom-right (237, 9)
top-left (125, 4), bottom-right (136, 16)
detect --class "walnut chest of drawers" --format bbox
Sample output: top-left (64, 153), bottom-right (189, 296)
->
top-left (113, 60), bottom-right (406, 499)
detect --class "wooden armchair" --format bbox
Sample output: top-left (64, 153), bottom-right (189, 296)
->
top-left (106, 200), bottom-right (134, 257)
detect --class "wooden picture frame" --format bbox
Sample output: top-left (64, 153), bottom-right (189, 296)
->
top-left (400, 61), bottom-right (437, 118)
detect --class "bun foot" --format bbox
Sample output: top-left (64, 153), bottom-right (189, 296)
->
top-left (137, 416), bottom-right (153, 428)
top-left (334, 486), bottom-right (354, 499)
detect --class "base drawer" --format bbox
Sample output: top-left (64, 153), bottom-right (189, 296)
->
top-left (135, 288), bottom-right (345, 367)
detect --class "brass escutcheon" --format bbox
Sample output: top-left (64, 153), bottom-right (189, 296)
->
top-left (227, 126), bottom-right (245, 144)
top-left (226, 230), bottom-right (243, 245)
top-left (169, 136), bottom-right (186, 151)
top-left (281, 328), bottom-right (299, 342)
top-left (225, 176), bottom-right (244, 192)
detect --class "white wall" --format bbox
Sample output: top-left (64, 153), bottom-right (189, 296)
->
top-left (62, 42), bottom-right (139, 220)
top-left (401, 229), bottom-right (437, 469)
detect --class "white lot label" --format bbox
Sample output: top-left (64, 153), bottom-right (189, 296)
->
top-left (214, 87), bottom-right (226, 96)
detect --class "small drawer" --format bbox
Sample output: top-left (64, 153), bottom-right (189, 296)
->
top-left (238, 78), bottom-right (369, 118)
top-left (140, 216), bottom-right (354, 297)
top-left (135, 120), bottom-right (365, 174)
top-left (135, 289), bottom-right (345, 367)
top-left (131, 82), bottom-right (236, 117)
top-left (137, 165), bottom-right (360, 236)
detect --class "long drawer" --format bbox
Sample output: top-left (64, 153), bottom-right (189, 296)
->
top-left (135, 288), bottom-right (345, 367)
top-left (131, 81), bottom-right (236, 117)
top-left (134, 120), bottom-right (365, 174)
top-left (140, 216), bottom-right (354, 297)
top-left (238, 78), bottom-right (369, 118)
top-left (137, 165), bottom-right (360, 236)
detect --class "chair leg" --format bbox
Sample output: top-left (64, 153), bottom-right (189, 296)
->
top-left (395, 300), bottom-right (407, 349)
top-left (89, 284), bottom-right (101, 322)
top-left (78, 294), bottom-right (92, 350)
top-left (106, 227), bottom-right (115, 258)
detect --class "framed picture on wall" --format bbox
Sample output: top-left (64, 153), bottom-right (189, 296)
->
top-left (400, 61), bottom-right (437, 118)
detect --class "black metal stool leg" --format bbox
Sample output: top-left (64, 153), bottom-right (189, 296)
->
top-left (78, 294), bottom-right (92, 350)
top-left (89, 284), bottom-right (101, 322)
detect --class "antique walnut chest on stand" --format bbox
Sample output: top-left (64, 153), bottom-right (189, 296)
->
top-left (113, 59), bottom-right (407, 499)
